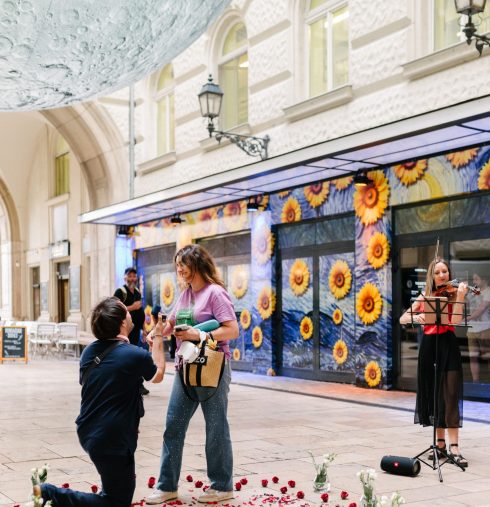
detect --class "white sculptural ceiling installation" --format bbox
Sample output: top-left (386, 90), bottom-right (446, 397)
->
top-left (0, 0), bottom-right (230, 111)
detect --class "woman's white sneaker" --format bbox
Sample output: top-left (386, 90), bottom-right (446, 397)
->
top-left (198, 489), bottom-right (234, 503)
top-left (145, 490), bottom-right (178, 504)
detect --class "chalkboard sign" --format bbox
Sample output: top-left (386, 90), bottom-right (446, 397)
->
top-left (70, 265), bottom-right (81, 311)
top-left (1, 326), bottom-right (27, 363)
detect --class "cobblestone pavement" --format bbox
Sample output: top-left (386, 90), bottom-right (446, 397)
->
top-left (0, 360), bottom-right (489, 506)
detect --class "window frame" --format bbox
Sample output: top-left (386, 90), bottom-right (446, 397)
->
top-left (304, 0), bottom-right (349, 99)
top-left (154, 64), bottom-right (175, 157)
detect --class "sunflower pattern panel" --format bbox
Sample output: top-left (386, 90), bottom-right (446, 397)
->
top-left (159, 271), bottom-right (178, 314)
top-left (281, 257), bottom-right (314, 369)
top-left (227, 263), bottom-right (251, 363)
top-left (319, 254), bottom-right (355, 372)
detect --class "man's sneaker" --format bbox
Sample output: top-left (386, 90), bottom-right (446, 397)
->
top-left (198, 489), bottom-right (234, 503)
top-left (145, 490), bottom-right (178, 504)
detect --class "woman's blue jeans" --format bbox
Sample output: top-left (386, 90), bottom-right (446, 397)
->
top-left (157, 362), bottom-right (233, 492)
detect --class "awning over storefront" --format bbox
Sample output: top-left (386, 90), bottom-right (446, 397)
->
top-left (80, 95), bottom-right (490, 226)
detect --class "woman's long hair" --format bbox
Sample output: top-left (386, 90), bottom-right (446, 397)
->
top-left (174, 244), bottom-right (225, 288)
top-left (425, 257), bottom-right (452, 296)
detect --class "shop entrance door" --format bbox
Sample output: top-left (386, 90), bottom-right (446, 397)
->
top-left (56, 262), bottom-right (70, 323)
top-left (277, 242), bottom-right (355, 382)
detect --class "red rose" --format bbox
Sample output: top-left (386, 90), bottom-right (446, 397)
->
top-left (296, 491), bottom-right (304, 499)
top-left (147, 477), bottom-right (156, 488)
top-left (91, 485), bottom-right (98, 493)
top-left (240, 478), bottom-right (248, 485)
top-left (341, 491), bottom-right (349, 500)
top-left (203, 485), bottom-right (209, 491)
top-left (261, 479), bottom-right (268, 487)
top-left (235, 482), bottom-right (242, 491)
top-left (280, 486), bottom-right (287, 494)
top-left (195, 481), bottom-right (203, 488)
top-left (186, 475), bottom-right (193, 482)
top-left (61, 483), bottom-right (70, 489)
top-left (272, 476), bottom-right (279, 483)
top-left (288, 480), bottom-right (295, 488)
top-left (321, 492), bottom-right (329, 502)
top-left (348, 503), bottom-right (357, 507)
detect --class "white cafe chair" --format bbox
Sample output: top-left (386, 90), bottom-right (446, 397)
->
top-left (57, 323), bottom-right (79, 358)
top-left (31, 323), bottom-right (57, 357)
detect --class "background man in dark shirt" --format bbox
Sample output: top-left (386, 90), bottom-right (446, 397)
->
top-left (36, 297), bottom-right (166, 506)
top-left (114, 267), bottom-right (145, 347)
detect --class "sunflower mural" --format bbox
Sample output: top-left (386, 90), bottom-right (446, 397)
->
top-left (257, 286), bottom-right (276, 320)
top-left (252, 326), bottom-right (263, 348)
top-left (230, 265), bottom-right (249, 299)
top-left (356, 282), bottom-right (383, 325)
top-left (281, 196), bottom-right (302, 223)
top-left (304, 182), bottom-right (329, 208)
top-left (161, 276), bottom-right (175, 308)
top-left (256, 194), bottom-right (270, 210)
top-left (278, 190), bottom-right (291, 198)
top-left (364, 360), bottom-right (382, 387)
top-left (354, 170), bottom-right (389, 225)
top-left (289, 259), bottom-right (310, 296)
top-left (144, 305), bottom-right (153, 334)
top-left (223, 201), bottom-right (248, 231)
top-left (233, 348), bottom-right (241, 361)
top-left (333, 176), bottom-right (353, 191)
top-left (332, 308), bottom-right (343, 325)
top-left (329, 260), bottom-right (352, 299)
top-left (196, 207), bottom-right (219, 236)
top-left (240, 309), bottom-right (251, 330)
top-left (446, 148), bottom-right (478, 168)
top-left (478, 160), bottom-right (490, 190)
top-left (366, 232), bottom-right (390, 269)
top-left (333, 339), bottom-right (348, 365)
top-left (393, 160), bottom-right (427, 186)
top-left (253, 223), bottom-right (275, 265)
top-left (300, 316), bottom-right (313, 340)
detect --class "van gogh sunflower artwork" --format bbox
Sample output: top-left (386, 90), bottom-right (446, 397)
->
top-left (356, 283), bottom-right (383, 325)
top-left (478, 160), bottom-right (490, 190)
top-left (354, 170), bottom-right (389, 226)
top-left (161, 277), bottom-right (175, 307)
top-left (223, 201), bottom-right (248, 230)
top-left (240, 309), bottom-right (251, 330)
top-left (365, 360), bottom-right (382, 387)
top-left (197, 207), bottom-right (219, 236)
top-left (232, 348), bottom-right (241, 361)
top-left (289, 259), bottom-right (310, 296)
top-left (257, 286), bottom-right (276, 320)
top-left (252, 326), bottom-right (263, 348)
top-left (329, 260), bottom-right (352, 300)
top-left (366, 232), bottom-right (390, 269)
top-left (333, 339), bottom-right (348, 365)
top-left (230, 265), bottom-right (249, 299)
top-left (254, 224), bottom-right (274, 265)
top-left (304, 182), bottom-right (329, 208)
top-left (281, 196), bottom-right (302, 223)
top-left (300, 316), bottom-right (313, 340)
top-left (332, 308), bottom-right (343, 325)
top-left (446, 148), bottom-right (478, 168)
top-left (333, 176), bottom-right (353, 191)
top-left (393, 160), bottom-right (427, 186)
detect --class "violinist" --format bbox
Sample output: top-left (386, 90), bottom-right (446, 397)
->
top-left (400, 257), bottom-right (469, 468)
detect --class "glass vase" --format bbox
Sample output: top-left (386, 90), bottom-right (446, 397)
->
top-left (313, 472), bottom-right (330, 492)
top-left (360, 494), bottom-right (376, 507)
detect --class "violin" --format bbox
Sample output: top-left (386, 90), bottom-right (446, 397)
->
top-left (433, 279), bottom-right (481, 298)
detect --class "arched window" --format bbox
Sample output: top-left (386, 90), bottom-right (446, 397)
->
top-left (54, 136), bottom-right (70, 196)
top-left (218, 22), bottom-right (248, 130)
top-left (155, 64), bottom-right (175, 156)
top-left (305, 0), bottom-right (349, 98)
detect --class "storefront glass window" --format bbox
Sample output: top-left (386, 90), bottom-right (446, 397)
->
top-left (395, 201), bottom-right (450, 235)
top-left (450, 194), bottom-right (490, 228)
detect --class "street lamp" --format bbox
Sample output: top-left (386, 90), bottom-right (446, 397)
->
top-left (353, 172), bottom-right (371, 188)
top-left (198, 75), bottom-right (270, 160)
top-left (454, 0), bottom-right (490, 54)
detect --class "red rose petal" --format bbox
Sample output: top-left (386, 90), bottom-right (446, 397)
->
top-left (195, 480), bottom-right (203, 488)
top-left (296, 491), bottom-right (304, 499)
top-left (321, 492), bottom-right (329, 502)
top-left (261, 479), bottom-right (268, 487)
top-left (280, 486), bottom-right (287, 494)
top-left (235, 482), bottom-right (242, 491)
top-left (341, 491), bottom-right (349, 499)
top-left (240, 477), bottom-right (248, 485)
top-left (91, 484), bottom-right (98, 493)
top-left (61, 483), bottom-right (70, 489)
top-left (147, 476), bottom-right (156, 488)
top-left (272, 476), bottom-right (279, 483)
top-left (288, 480), bottom-right (295, 488)
top-left (348, 503), bottom-right (357, 507)
top-left (186, 475), bottom-right (193, 482)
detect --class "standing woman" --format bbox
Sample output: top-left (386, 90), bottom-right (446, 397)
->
top-left (146, 244), bottom-right (239, 504)
top-left (400, 257), bottom-right (468, 467)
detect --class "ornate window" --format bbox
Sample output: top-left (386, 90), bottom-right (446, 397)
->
top-left (305, 0), bottom-right (349, 98)
top-left (155, 64), bottom-right (175, 156)
top-left (218, 22), bottom-right (248, 130)
top-left (54, 136), bottom-right (70, 196)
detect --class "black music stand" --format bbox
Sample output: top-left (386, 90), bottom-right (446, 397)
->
top-left (408, 295), bottom-right (468, 482)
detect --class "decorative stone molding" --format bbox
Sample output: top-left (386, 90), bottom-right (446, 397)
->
top-left (283, 85), bottom-right (353, 123)
top-left (137, 151), bottom-right (177, 175)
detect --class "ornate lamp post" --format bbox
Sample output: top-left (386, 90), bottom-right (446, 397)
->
top-left (454, 0), bottom-right (490, 54)
top-left (198, 75), bottom-right (270, 160)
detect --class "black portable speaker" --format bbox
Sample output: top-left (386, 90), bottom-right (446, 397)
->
top-left (380, 456), bottom-right (421, 477)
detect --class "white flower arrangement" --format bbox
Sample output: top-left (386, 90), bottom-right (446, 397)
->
top-left (357, 468), bottom-right (405, 507)
top-left (308, 451), bottom-right (336, 491)
top-left (31, 464), bottom-right (52, 507)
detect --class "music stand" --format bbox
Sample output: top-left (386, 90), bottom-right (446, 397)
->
top-left (408, 294), bottom-right (468, 482)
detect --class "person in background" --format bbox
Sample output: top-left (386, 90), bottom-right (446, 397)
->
top-left (34, 297), bottom-right (166, 506)
top-left (400, 257), bottom-right (469, 468)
